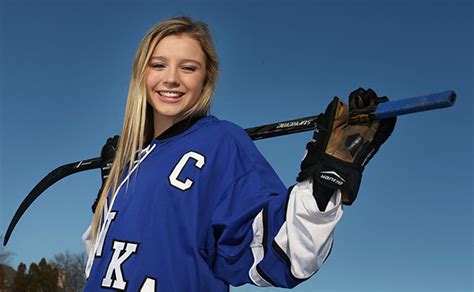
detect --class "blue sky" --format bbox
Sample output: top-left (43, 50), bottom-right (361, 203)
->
top-left (1, 0), bottom-right (472, 291)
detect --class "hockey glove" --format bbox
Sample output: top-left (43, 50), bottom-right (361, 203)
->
top-left (297, 88), bottom-right (396, 211)
top-left (91, 135), bottom-right (120, 213)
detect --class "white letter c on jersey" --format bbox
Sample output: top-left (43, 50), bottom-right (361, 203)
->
top-left (169, 151), bottom-right (205, 191)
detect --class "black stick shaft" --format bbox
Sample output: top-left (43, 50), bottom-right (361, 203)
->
top-left (246, 115), bottom-right (318, 140)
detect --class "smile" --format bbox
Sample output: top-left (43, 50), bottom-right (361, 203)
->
top-left (158, 91), bottom-right (185, 98)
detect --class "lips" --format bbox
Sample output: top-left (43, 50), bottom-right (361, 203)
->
top-left (156, 91), bottom-right (185, 102)
top-left (158, 91), bottom-right (184, 98)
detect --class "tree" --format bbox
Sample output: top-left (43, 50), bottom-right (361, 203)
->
top-left (28, 263), bottom-right (41, 291)
top-left (36, 258), bottom-right (59, 291)
top-left (12, 263), bottom-right (29, 291)
top-left (50, 251), bottom-right (87, 292)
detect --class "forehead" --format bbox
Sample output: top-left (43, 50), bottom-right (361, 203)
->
top-left (152, 34), bottom-right (205, 62)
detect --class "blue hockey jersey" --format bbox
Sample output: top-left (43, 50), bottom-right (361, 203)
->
top-left (82, 115), bottom-right (343, 291)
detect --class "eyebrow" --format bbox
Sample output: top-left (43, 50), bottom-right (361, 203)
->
top-left (150, 56), bottom-right (202, 67)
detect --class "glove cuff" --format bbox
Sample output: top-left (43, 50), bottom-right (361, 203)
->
top-left (305, 154), bottom-right (362, 208)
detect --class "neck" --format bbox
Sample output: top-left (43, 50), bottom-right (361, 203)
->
top-left (152, 114), bottom-right (205, 141)
top-left (152, 112), bottom-right (187, 138)
top-left (153, 117), bottom-right (173, 138)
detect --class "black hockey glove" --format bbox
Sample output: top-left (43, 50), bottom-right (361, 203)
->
top-left (297, 88), bottom-right (396, 211)
top-left (91, 135), bottom-right (120, 213)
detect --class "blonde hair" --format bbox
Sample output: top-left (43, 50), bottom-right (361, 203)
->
top-left (91, 16), bottom-right (219, 239)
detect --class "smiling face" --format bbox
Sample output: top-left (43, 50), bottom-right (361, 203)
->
top-left (145, 34), bottom-right (207, 136)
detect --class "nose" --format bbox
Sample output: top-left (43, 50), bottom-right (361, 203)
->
top-left (163, 67), bottom-right (180, 87)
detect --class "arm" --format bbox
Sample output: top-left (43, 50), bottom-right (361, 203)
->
top-left (211, 88), bottom-right (395, 288)
top-left (210, 159), bottom-right (342, 288)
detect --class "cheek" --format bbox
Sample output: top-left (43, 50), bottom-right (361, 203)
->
top-left (145, 74), bottom-right (158, 103)
top-left (145, 70), bottom-right (160, 91)
top-left (188, 74), bottom-right (206, 96)
top-left (145, 74), bottom-right (153, 92)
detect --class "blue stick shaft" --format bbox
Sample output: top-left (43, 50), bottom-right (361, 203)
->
top-left (374, 90), bottom-right (456, 119)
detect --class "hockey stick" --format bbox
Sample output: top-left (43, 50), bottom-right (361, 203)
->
top-left (247, 90), bottom-right (456, 140)
top-left (3, 90), bottom-right (456, 246)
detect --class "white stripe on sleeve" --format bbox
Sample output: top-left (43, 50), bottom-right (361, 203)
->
top-left (274, 179), bottom-right (343, 279)
top-left (249, 209), bottom-right (272, 286)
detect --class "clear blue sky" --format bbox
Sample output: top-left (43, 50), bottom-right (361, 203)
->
top-left (1, 0), bottom-right (472, 291)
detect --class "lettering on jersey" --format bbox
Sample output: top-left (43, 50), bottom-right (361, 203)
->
top-left (169, 151), bottom-right (206, 191)
top-left (140, 277), bottom-right (157, 291)
top-left (101, 240), bottom-right (139, 290)
top-left (96, 210), bottom-right (117, 257)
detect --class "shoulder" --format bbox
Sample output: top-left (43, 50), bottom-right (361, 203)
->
top-left (196, 116), bottom-right (285, 194)
top-left (195, 115), bottom-right (259, 155)
top-left (197, 115), bottom-right (252, 144)
top-left (195, 116), bottom-right (279, 178)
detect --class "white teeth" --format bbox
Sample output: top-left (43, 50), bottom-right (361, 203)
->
top-left (158, 91), bottom-right (184, 97)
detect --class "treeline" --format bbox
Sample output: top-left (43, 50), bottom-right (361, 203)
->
top-left (1, 239), bottom-right (87, 292)
top-left (13, 258), bottom-right (60, 291)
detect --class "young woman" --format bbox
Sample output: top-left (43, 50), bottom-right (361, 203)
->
top-left (82, 16), bottom-right (395, 291)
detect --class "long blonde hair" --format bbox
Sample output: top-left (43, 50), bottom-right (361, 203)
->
top-left (91, 16), bottom-right (219, 239)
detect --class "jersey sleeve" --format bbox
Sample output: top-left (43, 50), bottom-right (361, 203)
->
top-left (208, 123), bottom-right (343, 288)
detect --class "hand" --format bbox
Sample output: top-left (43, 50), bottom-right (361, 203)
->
top-left (91, 135), bottom-right (120, 213)
top-left (297, 88), bottom-right (396, 211)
